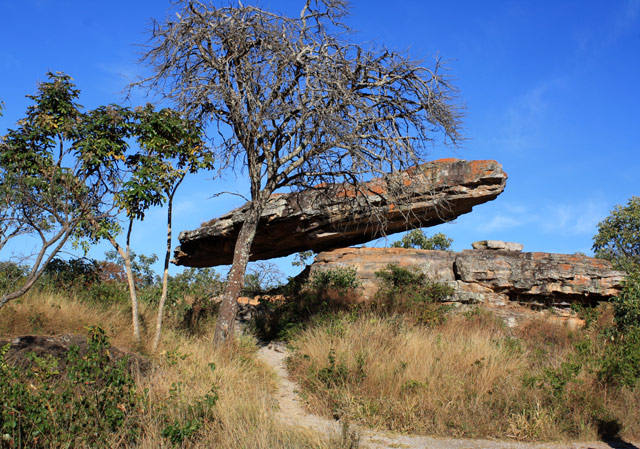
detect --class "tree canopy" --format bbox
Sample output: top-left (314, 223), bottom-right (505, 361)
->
top-left (0, 73), bottom-right (210, 329)
top-left (138, 0), bottom-right (463, 344)
top-left (593, 196), bottom-right (640, 273)
top-left (0, 72), bottom-right (129, 308)
top-left (391, 230), bottom-right (453, 251)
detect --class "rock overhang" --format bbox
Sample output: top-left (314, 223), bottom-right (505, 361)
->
top-left (173, 158), bottom-right (508, 267)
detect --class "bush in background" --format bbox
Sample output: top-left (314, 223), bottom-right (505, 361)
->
top-left (391, 230), bottom-right (453, 251)
top-left (0, 262), bottom-right (27, 295)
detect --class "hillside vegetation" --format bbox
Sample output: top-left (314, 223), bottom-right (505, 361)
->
top-left (288, 308), bottom-right (640, 441)
top-left (0, 289), bottom-right (352, 449)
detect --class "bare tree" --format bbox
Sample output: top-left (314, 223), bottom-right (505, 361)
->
top-left (138, 0), bottom-right (462, 345)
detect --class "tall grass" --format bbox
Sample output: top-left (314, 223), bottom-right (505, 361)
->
top-left (0, 291), bottom-right (349, 448)
top-left (287, 308), bottom-right (640, 441)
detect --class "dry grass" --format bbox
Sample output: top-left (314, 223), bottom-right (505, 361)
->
top-left (288, 308), bottom-right (640, 441)
top-left (0, 291), bottom-right (349, 448)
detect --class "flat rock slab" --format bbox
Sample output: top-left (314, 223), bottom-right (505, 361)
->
top-left (174, 159), bottom-right (507, 267)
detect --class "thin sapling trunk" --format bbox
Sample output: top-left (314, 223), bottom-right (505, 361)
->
top-left (152, 180), bottom-right (182, 352)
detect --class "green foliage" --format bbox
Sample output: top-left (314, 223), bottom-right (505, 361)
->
top-left (596, 272), bottom-right (640, 386)
top-left (611, 270), bottom-right (640, 332)
top-left (0, 72), bottom-right (134, 305)
top-left (249, 289), bottom-right (327, 342)
top-left (118, 104), bottom-right (212, 222)
top-left (0, 262), bottom-right (27, 294)
top-left (168, 267), bottom-right (225, 302)
top-left (41, 257), bottom-right (100, 289)
top-left (0, 327), bottom-right (143, 448)
top-left (36, 256), bottom-right (130, 305)
top-left (159, 364), bottom-right (218, 446)
top-left (249, 269), bottom-right (360, 342)
top-left (598, 326), bottom-right (640, 387)
top-left (593, 196), bottom-right (640, 272)
top-left (317, 349), bottom-right (349, 387)
top-left (106, 250), bottom-right (159, 287)
top-left (391, 230), bottom-right (453, 251)
top-left (373, 264), bottom-right (454, 324)
top-left (310, 267), bottom-right (361, 292)
top-left (292, 251), bottom-right (314, 267)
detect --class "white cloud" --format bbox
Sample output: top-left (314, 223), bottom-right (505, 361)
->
top-left (541, 199), bottom-right (608, 236)
top-left (479, 214), bottom-right (525, 232)
top-left (493, 78), bottom-right (565, 153)
top-left (471, 198), bottom-right (608, 237)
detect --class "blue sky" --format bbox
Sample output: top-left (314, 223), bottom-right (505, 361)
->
top-left (1, 0), bottom-right (639, 279)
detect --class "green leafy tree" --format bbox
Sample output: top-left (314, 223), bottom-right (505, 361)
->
top-left (391, 229), bottom-right (453, 250)
top-left (132, 105), bottom-right (212, 351)
top-left (0, 73), bottom-right (129, 309)
top-left (95, 104), bottom-right (211, 346)
top-left (0, 74), bottom-right (211, 349)
top-left (138, 0), bottom-right (461, 345)
top-left (591, 197), bottom-right (640, 385)
top-left (593, 196), bottom-right (640, 272)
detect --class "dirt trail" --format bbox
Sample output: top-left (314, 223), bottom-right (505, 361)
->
top-left (257, 343), bottom-right (638, 449)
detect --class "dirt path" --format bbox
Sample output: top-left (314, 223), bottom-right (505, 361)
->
top-left (257, 343), bottom-right (638, 449)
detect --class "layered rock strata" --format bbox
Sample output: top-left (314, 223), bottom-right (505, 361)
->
top-left (309, 246), bottom-right (624, 307)
top-left (174, 159), bottom-right (507, 267)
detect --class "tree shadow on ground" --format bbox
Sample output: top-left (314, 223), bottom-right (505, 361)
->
top-left (595, 419), bottom-right (639, 449)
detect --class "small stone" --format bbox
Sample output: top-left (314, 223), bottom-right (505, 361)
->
top-left (471, 240), bottom-right (523, 251)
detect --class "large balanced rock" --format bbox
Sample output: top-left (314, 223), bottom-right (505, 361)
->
top-left (174, 159), bottom-right (507, 267)
top-left (309, 245), bottom-right (624, 307)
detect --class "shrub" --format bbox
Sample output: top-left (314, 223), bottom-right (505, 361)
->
top-left (159, 364), bottom-right (219, 446)
top-left (612, 270), bottom-right (640, 332)
top-left (311, 266), bottom-right (361, 292)
top-left (373, 264), bottom-right (453, 324)
top-left (592, 196), bottom-right (640, 272)
top-left (0, 327), bottom-right (143, 448)
top-left (596, 271), bottom-right (640, 386)
top-left (598, 326), bottom-right (640, 387)
top-left (391, 229), bottom-right (453, 250)
top-left (0, 262), bottom-right (27, 294)
top-left (249, 268), bottom-right (360, 341)
top-left (41, 257), bottom-right (101, 290)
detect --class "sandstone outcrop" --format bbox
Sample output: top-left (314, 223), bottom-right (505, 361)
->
top-left (309, 245), bottom-right (624, 307)
top-left (174, 159), bottom-right (507, 267)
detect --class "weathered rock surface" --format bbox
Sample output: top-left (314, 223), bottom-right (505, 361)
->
top-left (309, 247), bottom-right (624, 307)
top-left (174, 159), bottom-right (507, 267)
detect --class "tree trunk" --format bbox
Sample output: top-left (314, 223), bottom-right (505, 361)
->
top-left (0, 225), bottom-right (74, 310)
top-left (122, 251), bottom-right (141, 344)
top-left (212, 203), bottom-right (262, 346)
top-left (118, 220), bottom-right (141, 344)
top-left (152, 182), bottom-right (180, 352)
